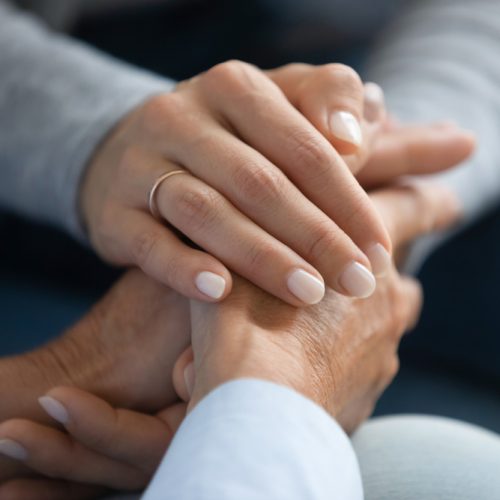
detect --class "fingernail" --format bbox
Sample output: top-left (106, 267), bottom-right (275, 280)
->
top-left (329, 111), bottom-right (362, 146)
top-left (39, 396), bottom-right (69, 425)
top-left (365, 243), bottom-right (391, 277)
top-left (340, 262), bottom-right (376, 298)
top-left (363, 82), bottom-right (385, 123)
top-left (287, 269), bottom-right (325, 305)
top-left (195, 272), bottom-right (226, 300)
top-left (184, 363), bottom-right (195, 398)
top-left (0, 439), bottom-right (28, 461)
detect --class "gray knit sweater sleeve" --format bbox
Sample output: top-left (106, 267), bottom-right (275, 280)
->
top-left (365, 0), bottom-right (500, 269)
top-left (0, 1), bottom-right (174, 238)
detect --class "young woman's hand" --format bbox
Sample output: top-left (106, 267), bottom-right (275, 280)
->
top-left (81, 61), bottom-right (474, 307)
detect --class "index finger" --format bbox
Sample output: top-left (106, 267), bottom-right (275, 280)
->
top-left (202, 61), bottom-right (393, 274)
top-left (39, 387), bottom-right (185, 472)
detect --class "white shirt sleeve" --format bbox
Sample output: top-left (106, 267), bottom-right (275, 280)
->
top-left (365, 0), bottom-right (500, 272)
top-left (143, 379), bottom-right (363, 500)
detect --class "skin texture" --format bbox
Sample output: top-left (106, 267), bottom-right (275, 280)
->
top-left (0, 271), bottom-right (191, 491)
top-left (80, 61), bottom-right (474, 305)
top-left (0, 62), bottom-right (474, 498)
top-left (0, 180), bottom-right (461, 497)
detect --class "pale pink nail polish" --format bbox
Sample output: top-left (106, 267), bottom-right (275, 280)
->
top-left (287, 269), bottom-right (325, 305)
top-left (39, 396), bottom-right (69, 425)
top-left (0, 439), bottom-right (28, 461)
top-left (330, 111), bottom-right (363, 146)
top-left (365, 243), bottom-right (392, 277)
top-left (340, 262), bottom-right (376, 298)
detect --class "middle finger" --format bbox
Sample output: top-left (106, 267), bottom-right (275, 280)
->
top-left (168, 126), bottom-right (379, 297)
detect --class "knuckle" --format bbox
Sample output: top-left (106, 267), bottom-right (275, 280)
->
top-left (320, 63), bottom-right (364, 93)
top-left (204, 59), bottom-right (255, 93)
top-left (305, 221), bottom-right (341, 263)
top-left (176, 185), bottom-right (222, 233)
top-left (288, 130), bottom-right (331, 177)
top-left (244, 239), bottom-right (281, 273)
top-left (141, 92), bottom-right (186, 130)
top-left (340, 193), bottom-right (370, 227)
top-left (130, 229), bottom-right (162, 268)
top-left (234, 162), bottom-right (286, 204)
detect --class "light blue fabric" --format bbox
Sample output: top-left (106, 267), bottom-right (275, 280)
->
top-left (143, 379), bottom-right (363, 500)
top-left (352, 415), bottom-right (500, 500)
top-left (0, 1), bottom-right (173, 239)
top-left (138, 384), bottom-right (500, 500)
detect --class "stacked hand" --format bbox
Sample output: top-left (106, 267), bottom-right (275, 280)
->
top-left (81, 61), bottom-right (473, 304)
top-left (0, 182), bottom-right (461, 498)
top-left (0, 61), bottom-right (474, 499)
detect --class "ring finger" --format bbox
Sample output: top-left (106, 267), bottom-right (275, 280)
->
top-left (153, 167), bottom-right (328, 305)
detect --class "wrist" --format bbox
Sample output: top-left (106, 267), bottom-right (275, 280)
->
top-left (189, 307), bottom-right (315, 408)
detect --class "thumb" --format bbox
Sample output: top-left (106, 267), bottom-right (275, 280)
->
top-left (173, 346), bottom-right (195, 403)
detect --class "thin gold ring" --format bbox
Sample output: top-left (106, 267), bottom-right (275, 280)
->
top-left (148, 169), bottom-right (189, 219)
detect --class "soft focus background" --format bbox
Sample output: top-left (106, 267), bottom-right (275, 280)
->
top-left (1, 0), bottom-right (499, 433)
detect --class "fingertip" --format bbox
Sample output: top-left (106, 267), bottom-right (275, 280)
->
top-left (38, 396), bottom-right (69, 426)
top-left (365, 243), bottom-right (392, 277)
top-left (329, 111), bottom-right (363, 154)
top-left (286, 268), bottom-right (325, 305)
top-left (434, 122), bottom-right (476, 161)
top-left (338, 261), bottom-right (376, 299)
top-left (363, 82), bottom-right (385, 123)
top-left (459, 130), bottom-right (477, 157)
top-left (194, 267), bottom-right (232, 302)
top-left (43, 387), bottom-right (110, 432)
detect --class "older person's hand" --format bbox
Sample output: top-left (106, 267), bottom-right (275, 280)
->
top-left (0, 269), bottom-right (191, 495)
top-left (0, 179), bottom-right (460, 497)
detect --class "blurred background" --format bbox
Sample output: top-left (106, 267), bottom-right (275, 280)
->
top-left (1, 0), bottom-right (499, 433)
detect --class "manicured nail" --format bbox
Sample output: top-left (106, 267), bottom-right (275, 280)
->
top-left (340, 262), bottom-right (376, 298)
top-left (365, 243), bottom-right (391, 277)
top-left (195, 272), bottom-right (226, 300)
top-left (363, 82), bottom-right (385, 123)
top-left (287, 269), bottom-right (325, 305)
top-left (330, 111), bottom-right (362, 146)
top-left (0, 439), bottom-right (28, 461)
top-left (39, 396), bottom-right (69, 425)
top-left (184, 363), bottom-right (195, 398)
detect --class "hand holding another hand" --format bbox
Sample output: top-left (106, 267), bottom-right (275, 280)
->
top-left (81, 61), bottom-right (473, 306)
top-left (0, 178), bottom-right (460, 497)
